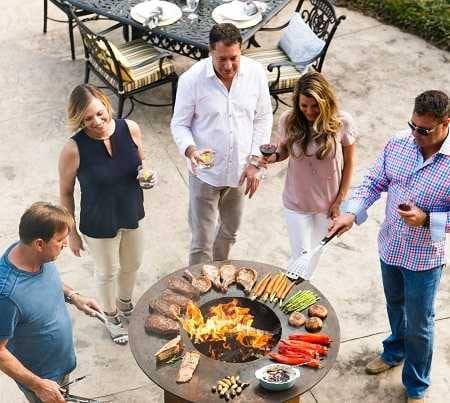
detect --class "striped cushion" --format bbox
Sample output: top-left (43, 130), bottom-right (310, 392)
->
top-left (244, 48), bottom-right (302, 91)
top-left (91, 39), bottom-right (175, 93)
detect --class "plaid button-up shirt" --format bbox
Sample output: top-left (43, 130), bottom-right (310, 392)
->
top-left (344, 130), bottom-right (450, 271)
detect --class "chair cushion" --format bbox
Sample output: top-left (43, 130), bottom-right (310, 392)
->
top-left (95, 40), bottom-right (134, 82)
top-left (244, 48), bottom-right (303, 91)
top-left (278, 12), bottom-right (325, 72)
top-left (91, 39), bottom-right (175, 93)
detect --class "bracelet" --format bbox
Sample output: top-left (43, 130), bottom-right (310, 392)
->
top-left (65, 290), bottom-right (80, 304)
top-left (247, 155), bottom-right (260, 169)
top-left (248, 159), bottom-right (260, 169)
top-left (422, 211), bottom-right (430, 228)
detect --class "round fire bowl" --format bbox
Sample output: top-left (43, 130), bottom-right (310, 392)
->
top-left (191, 296), bottom-right (282, 363)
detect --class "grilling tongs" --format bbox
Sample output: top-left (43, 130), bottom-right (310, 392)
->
top-left (59, 375), bottom-right (101, 403)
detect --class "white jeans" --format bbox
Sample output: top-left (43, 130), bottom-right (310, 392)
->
top-left (83, 225), bottom-right (144, 313)
top-left (284, 208), bottom-right (330, 279)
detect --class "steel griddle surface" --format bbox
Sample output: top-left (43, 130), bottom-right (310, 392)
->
top-left (129, 260), bottom-right (340, 402)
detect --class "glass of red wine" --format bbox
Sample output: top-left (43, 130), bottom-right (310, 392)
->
top-left (260, 143), bottom-right (277, 158)
top-left (398, 202), bottom-right (412, 211)
top-left (397, 185), bottom-right (414, 212)
top-left (258, 144), bottom-right (277, 179)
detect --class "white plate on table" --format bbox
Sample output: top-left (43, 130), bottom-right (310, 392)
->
top-left (212, 4), bottom-right (262, 28)
top-left (130, 1), bottom-right (182, 26)
top-left (219, 0), bottom-right (260, 21)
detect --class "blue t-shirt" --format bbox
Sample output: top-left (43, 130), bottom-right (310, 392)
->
top-left (0, 243), bottom-right (76, 380)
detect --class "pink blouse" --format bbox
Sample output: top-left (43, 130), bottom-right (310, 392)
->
top-left (279, 110), bottom-right (356, 214)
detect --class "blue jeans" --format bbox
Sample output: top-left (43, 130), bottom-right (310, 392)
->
top-left (380, 260), bottom-right (443, 399)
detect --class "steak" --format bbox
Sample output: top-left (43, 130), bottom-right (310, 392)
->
top-left (149, 298), bottom-right (181, 320)
top-left (219, 264), bottom-right (238, 292)
top-left (236, 267), bottom-right (257, 294)
top-left (167, 276), bottom-right (200, 300)
top-left (145, 313), bottom-right (179, 338)
top-left (161, 289), bottom-right (193, 312)
top-left (202, 264), bottom-right (221, 290)
top-left (183, 269), bottom-right (212, 294)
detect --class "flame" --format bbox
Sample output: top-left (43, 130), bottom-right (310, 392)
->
top-left (181, 299), bottom-right (272, 353)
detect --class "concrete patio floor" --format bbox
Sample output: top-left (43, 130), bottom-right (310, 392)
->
top-left (0, 0), bottom-right (449, 402)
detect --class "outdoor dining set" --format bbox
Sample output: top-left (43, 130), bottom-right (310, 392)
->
top-left (42, 0), bottom-right (346, 117)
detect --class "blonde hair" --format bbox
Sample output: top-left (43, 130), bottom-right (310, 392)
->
top-left (285, 72), bottom-right (342, 160)
top-left (67, 84), bottom-right (113, 132)
top-left (19, 202), bottom-right (74, 244)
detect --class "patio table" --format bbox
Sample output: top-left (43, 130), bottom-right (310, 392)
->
top-left (64, 0), bottom-right (292, 59)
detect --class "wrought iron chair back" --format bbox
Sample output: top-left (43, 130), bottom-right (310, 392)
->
top-left (76, 18), bottom-right (129, 92)
top-left (245, 0), bottom-right (345, 112)
top-left (70, 7), bottom-right (178, 118)
top-left (296, 0), bottom-right (344, 71)
top-left (43, 0), bottom-right (97, 60)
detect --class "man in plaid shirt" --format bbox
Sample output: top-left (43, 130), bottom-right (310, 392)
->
top-left (329, 90), bottom-right (449, 403)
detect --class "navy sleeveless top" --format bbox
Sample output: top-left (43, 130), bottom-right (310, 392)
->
top-left (72, 119), bottom-right (145, 238)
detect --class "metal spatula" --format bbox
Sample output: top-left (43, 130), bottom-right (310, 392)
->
top-left (286, 231), bottom-right (339, 280)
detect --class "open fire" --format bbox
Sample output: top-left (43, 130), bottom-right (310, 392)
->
top-left (181, 297), bottom-right (281, 363)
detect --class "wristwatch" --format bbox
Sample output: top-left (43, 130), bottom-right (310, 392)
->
top-left (247, 155), bottom-right (260, 169)
top-left (65, 290), bottom-right (80, 304)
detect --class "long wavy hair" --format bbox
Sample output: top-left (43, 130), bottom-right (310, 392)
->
top-left (284, 72), bottom-right (342, 160)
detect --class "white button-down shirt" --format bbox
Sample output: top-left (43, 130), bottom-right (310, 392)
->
top-left (170, 56), bottom-right (273, 187)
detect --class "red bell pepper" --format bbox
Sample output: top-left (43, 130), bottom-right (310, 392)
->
top-left (269, 353), bottom-right (320, 368)
top-left (280, 340), bottom-right (318, 357)
top-left (288, 332), bottom-right (332, 346)
top-left (282, 339), bottom-right (328, 356)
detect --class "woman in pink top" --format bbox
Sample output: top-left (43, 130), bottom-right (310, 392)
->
top-left (263, 72), bottom-right (356, 279)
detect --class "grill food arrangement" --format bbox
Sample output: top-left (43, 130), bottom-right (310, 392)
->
top-left (129, 260), bottom-right (340, 402)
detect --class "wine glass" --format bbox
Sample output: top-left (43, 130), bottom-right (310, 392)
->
top-left (182, 0), bottom-right (199, 21)
top-left (197, 150), bottom-right (215, 169)
top-left (258, 143), bottom-right (277, 180)
top-left (396, 183), bottom-right (415, 237)
top-left (397, 184), bottom-right (414, 212)
top-left (137, 167), bottom-right (157, 189)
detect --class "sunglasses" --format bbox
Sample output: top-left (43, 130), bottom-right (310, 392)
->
top-left (408, 120), bottom-right (440, 136)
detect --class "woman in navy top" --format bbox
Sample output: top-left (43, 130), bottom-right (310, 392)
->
top-left (58, 84), bottom-right (156, 344)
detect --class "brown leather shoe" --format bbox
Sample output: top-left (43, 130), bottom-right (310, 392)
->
top-left (365, 356), bottom-right (394, 374)
top-left (406, 398), bottom-right (424, 403)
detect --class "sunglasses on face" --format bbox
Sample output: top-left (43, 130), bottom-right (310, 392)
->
top-left (408, 120), bottom-right (440, 136)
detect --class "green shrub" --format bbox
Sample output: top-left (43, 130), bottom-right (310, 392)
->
top-left (335, 0), bottom-right (449, 50)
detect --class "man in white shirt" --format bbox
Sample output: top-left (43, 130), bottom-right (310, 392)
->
top-left (171, 23), bottom-right (273, 265)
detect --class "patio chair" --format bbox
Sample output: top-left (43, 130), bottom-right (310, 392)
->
top-left (71, 10), bottom-right (178, 118)
top-left (43, 0), bottom-right (96, 60)
top-left (244, 0), bottom-right (346, 112)
top-left (43, 0), bottom-right (131, 60)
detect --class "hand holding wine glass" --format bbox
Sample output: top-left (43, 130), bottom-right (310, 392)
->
top-left (395, 185), bottom-right (426, 228)
top-left (258, 143), bottom-right (277, 178)
top-left (137, 166), bottom-right (157, 189)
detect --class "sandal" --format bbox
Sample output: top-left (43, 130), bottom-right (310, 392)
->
top-left (117, 298), bottom-right (134, 317)
top-left (94, 311), bottom-right (128, 345)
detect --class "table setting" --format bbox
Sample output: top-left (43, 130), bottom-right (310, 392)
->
top-left (130, 0), bottom-right (267, 29)
top-left (212, 0), bottom-right (267, 29)
top-left (130, 0), bottom-right (183, 28)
